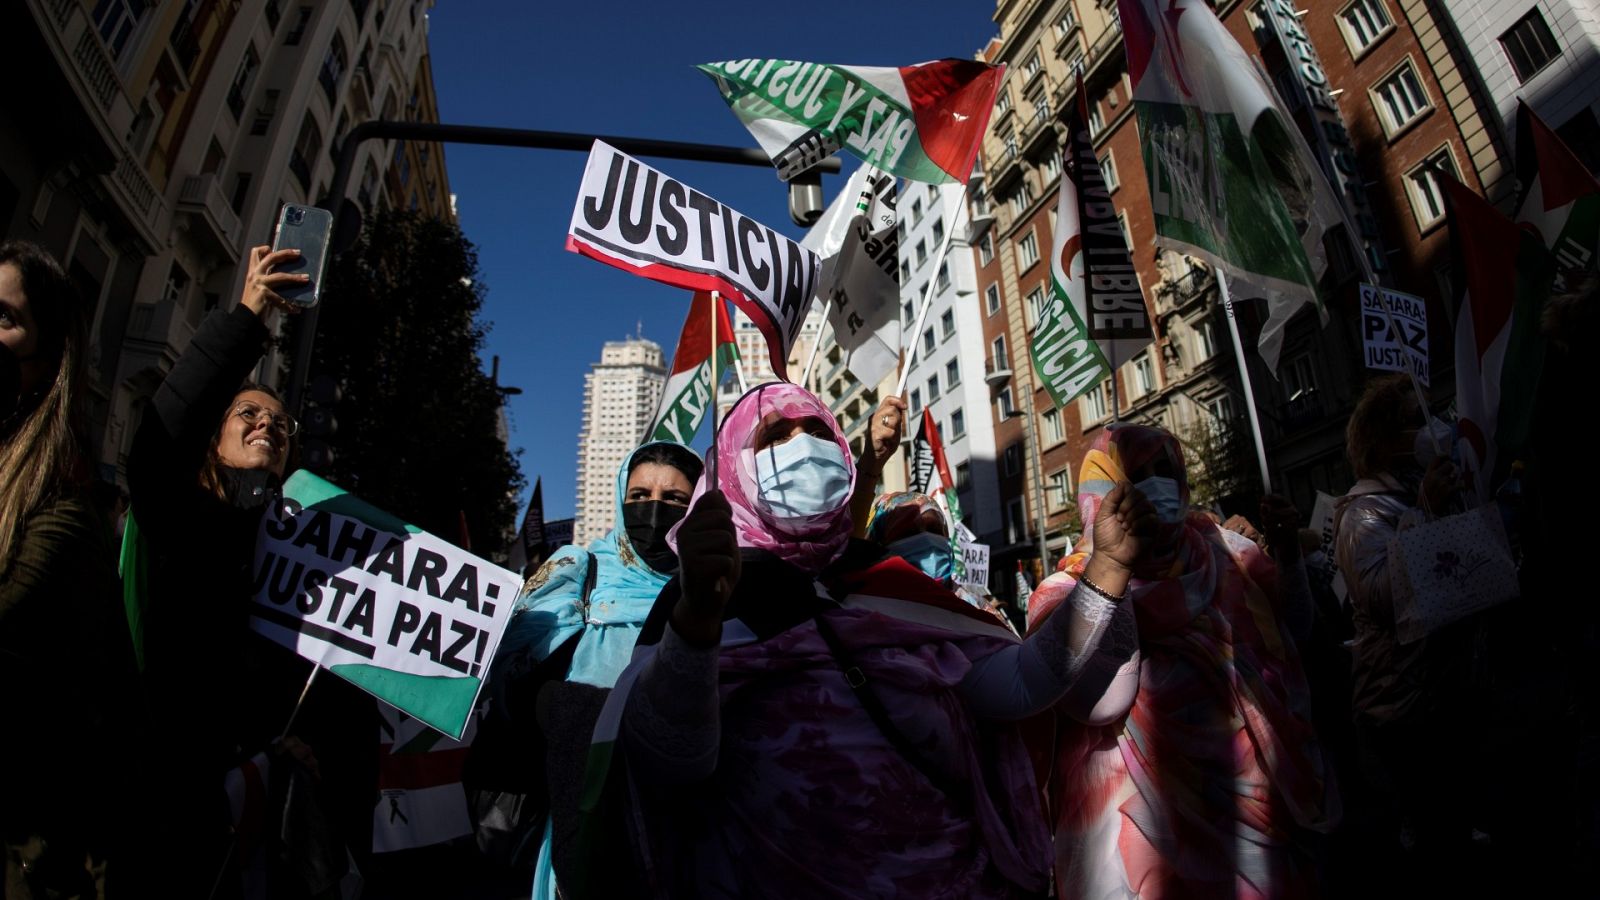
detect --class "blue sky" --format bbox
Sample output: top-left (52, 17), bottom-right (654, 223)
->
top-left (427, 1), bottom-right (998, 520)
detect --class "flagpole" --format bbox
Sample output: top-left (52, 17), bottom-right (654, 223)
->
top-left (896, 185), bottom-right (971, 396)
top-left (800, 306), bottom-right (830, 386)
top-left (1218, 272), bottom-right (1274, 494)
top-left (709, 290), bottom-right (721, 488)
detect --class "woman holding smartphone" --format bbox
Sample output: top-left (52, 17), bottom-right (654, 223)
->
top-left (128, 244), bottom-right (363, 897)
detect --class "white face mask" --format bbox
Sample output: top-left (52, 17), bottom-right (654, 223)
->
top-left (1132, 475), bottom-right (1187, 525)
top-left (1413, 417), bottom-right (1452, 468)
top-left (753, 433), bottom-right (852, 519)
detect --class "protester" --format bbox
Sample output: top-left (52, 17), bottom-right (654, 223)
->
top-left (0, 241), bottom-right (131, 899)
top-left (861, 489), bottom-right (1009, 621)
top-left (126, 245), bottom-right (364, 898)
top-left (848, 393), bottom-right (906, 533)
top-left (1333, 373), bottom-right (1472, 891)
top-left (582, 381), bottom-right (1155, 899)
top-left (483, 440), bottom-right (703, 899)
top-left (1029, 424), bottom-right (1335, 899)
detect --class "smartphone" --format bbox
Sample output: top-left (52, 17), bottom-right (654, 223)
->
top-left (271, 203), bottom-right (334, 308)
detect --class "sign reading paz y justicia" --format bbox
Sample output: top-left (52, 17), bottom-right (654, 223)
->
top-left (251, 471), bottom-right (521, 739)
top-left (1359, 283), bottom-right (1430, 387)
top-left (566, 140), bottom-right (820, 382)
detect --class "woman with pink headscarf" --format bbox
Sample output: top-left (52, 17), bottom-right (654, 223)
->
top-left (579, 383), bottom-right (1158, 899)
top-left (1028, 424), bottom-right (1337, 899)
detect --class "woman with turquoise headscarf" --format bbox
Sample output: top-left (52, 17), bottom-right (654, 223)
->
top-left (485, 440), bottom-right (703, 900)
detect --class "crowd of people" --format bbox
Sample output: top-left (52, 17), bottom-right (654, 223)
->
top-left (0, 233), bottom-right (1588, 900)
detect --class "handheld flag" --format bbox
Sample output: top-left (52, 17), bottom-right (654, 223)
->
top-left (651, 292), bottom-right (740, 444)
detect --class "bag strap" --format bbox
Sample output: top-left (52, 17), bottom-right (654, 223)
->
top-left (810, 612), bottom-right (972, 811)
top-left (582, 552), bottom-right (599, 606)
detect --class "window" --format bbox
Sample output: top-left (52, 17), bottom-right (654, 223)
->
top-left (1284, 354), bottom-right (1319, 404)
top-left (1205, 394), bottom-right (1236, 435)
top-left (286, 5), bottom-right (312, 44)
top-left (900, 261), bottom-right (912, 284)
top-left (95, 0), bottom-right (148, 60)
top-left (320, 34), bottom-right (349, 102)
top-left (1194, 317), bottom-right (1217, 360)
top-left (1118, 212), bottom-right (1133, 248)
top-left (1025, 286), bottom-right (1046, 329)
top-left (290, 113), bottom-right (322, 189)
top-left (979, 232), bottom-right (994, 266)
top-left (1088, 104), bottom-right (1104, 137)
top-left (1405, 147), bottom-right (1457, 230)
top-left (250, 88), bottom-right (280, 136)
top-left (1372, 60), bottom-right (1430, 136)
top-left (1056, 9), bottom-right (1076, 37)
top-left (1080, 380), bottom-right (1109, 422)
top-left (916, 239), bottom-right (928, 267)
top-left (1040, 152), bottom-right (1062, 183)
top-left (946, 358), bottom-right (961, 388)
top-left (932, 219), bottom-right (944, 245)
top-left (1003, 444), bottom-right (1022, 477)
top-left (1017, 231), bottom-right (1040, 269)
top-left (940, 309), bottom-right (955, 339)
top-left (1339, 0), bottom-right (1392, 55)
top-left (992, 335), bottom-right (1009, 370)
top-left (1132, 353), bottom-right (1155, 397)
top-left (903, 300), bottom-right (915, 326)
top-left (1501, 9), bottom-right (1561, 83)
top-left (986, 283), bottom-right (1001, 315)
top-left (1004, 134), bottom-right (1019, 161)
top-left (997, 387), bottom-right (1015, 418)
top-left (896, 221), bottom-right (907, 245)
top-left (1010, 179), bottom-right (1035, 215)
top-left (1033, 94), bottom-right (1051, 125)
top-left (1048, 470), bottom-right (1071, 511)
top-left (912, 199), bottom-right (924, 225)
top-left (911, 389), bottom-right (922, 415)
top-left (229, 172), bottom-right (252, 214)
top-left (1043, 407), bottom-right (1064, 444)
top-left (1101, 152), bottom-right (1119, 191)
top-left (226, 45), bottom-right (262, 120)
top-left (923, 328), bottom-right (936, 354)
top-left (265, 0), bottom-right (282, 31)
top-left (936, 262), bottom-right (951, 292)
top-left (1024, 52), bottom-right (1042, 80)
top-left (927, 374), bottom-right (941, 401)
top-left (951, 407), bottom-right (966, 439)
top-left (997, 91), bottom-right (1012, 115)
top-left (956, 461), bottom-right (972, 490)
top-left (1006, 498), bottom-right (1026, 544)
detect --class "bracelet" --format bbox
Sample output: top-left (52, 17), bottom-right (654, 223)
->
top-left (1078, 573), bottom-right (1127, 603)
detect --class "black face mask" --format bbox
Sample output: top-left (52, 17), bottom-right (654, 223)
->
top-left (623, 500), bottom-right (688, 574)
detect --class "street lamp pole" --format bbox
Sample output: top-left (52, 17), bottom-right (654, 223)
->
top-left (1011, 406), bottom-right (1052, 580)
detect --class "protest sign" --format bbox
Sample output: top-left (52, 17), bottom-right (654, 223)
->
top-left (959, 540), bottom-right (990, 591)
top-left (566, 140), bottom-right (819, 381)
top-left (251, 471), bottom-right (520, 739)
top-left (1360, 283), bottom-right (1430, 386)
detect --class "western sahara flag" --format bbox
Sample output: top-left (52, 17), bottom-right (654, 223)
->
top-left (650, 292), bottom-right (740, 444)
top-left (802, 164), bottom-right (901, 387)
top-left (1032, 87), bottom-right (1153, 409)
top-left (1118, 0), bottom-right (1341, 370)
top-left (909, 409), bottom-right (967, 580)
top-left (1514, 101), bottom-right (1600, 282)
top-left (1445, 176), bottom-right (1553, 496)
top-left (698, 59), bottom-right (1003, 184)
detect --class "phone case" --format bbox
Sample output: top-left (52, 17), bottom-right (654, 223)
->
top-left (271, 204), bottom-right (334, 308)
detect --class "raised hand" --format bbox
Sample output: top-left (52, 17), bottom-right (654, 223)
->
top-left (672, 490), bottom-right (741, 646)
top-left (240, 244), bottom-right (308, 318)
top-left (1082, 482), bottom-right (1159, 599)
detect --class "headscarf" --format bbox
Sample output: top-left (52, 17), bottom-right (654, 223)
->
top-left (1028, 425), bottom-right (1334, 894)
top-left (863, 491), bottom-right (945, 545)
top-left (670, 381), bottom-right (855, 574)
top-left (507, 441), bottom-right (699, 687)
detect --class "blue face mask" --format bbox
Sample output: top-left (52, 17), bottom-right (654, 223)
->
top-left (1133, 475), bottom-right (1187, 525)
top-left (754, 433), bottom-right (852, 519)
top-left (887, 531), bottom-right (954, 582)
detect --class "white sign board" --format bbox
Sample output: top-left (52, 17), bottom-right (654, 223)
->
top-left (1360, 283), bottom-right (1430, 386)
top-left (959, 540), bottom-right (990, 591)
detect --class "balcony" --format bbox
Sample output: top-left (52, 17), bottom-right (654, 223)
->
top-left (985, 356), bottom-right (1013, 387)
top-left (988, 142), bottom-right (1024, 196)
top-left (1153, 261), bottom-right (1215, 318)
top-left (1085, 17), bottom-right (1125, 81)
top-left (1021, 112), bottom-right (1057, 156)
top-left (1280, 389), bottom-right (1326, 434)
top-left (176, 173), bottom-right (243, 264)
top-left (967, 195), bottom-right (996, 242)
top-left (125, 298), bottom-right (197, 363)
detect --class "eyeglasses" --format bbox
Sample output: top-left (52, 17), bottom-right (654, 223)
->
top-left (232, 402), bottom-right (299, 436)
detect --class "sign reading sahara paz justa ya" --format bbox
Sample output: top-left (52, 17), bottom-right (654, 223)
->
top-left (566, 140), bottom-right (819, 382)
top-left (1359, 283), bottom-right (1430, 387)
top-left (250, 471), bottom-right (521, 739)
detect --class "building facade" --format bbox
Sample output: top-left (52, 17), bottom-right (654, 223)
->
top-left (2, 0), bottom-right (451, 485)
top-left (574, 336), bottom-right (665, 546)
top-left (896, 180), bottom-right (1004, 549)
top-left (969, 0), bottom-right (1508, 598)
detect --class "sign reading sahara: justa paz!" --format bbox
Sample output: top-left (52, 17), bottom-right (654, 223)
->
top-left (1359, 283), bottom-right (1430, 386)
top-left (251, 471), bottom-right (520, 739)
top-left (566, 140), bottom-right (819, 382)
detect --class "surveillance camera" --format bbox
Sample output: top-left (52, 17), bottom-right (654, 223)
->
top-left (788, 167), bottom-right (825, 227)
